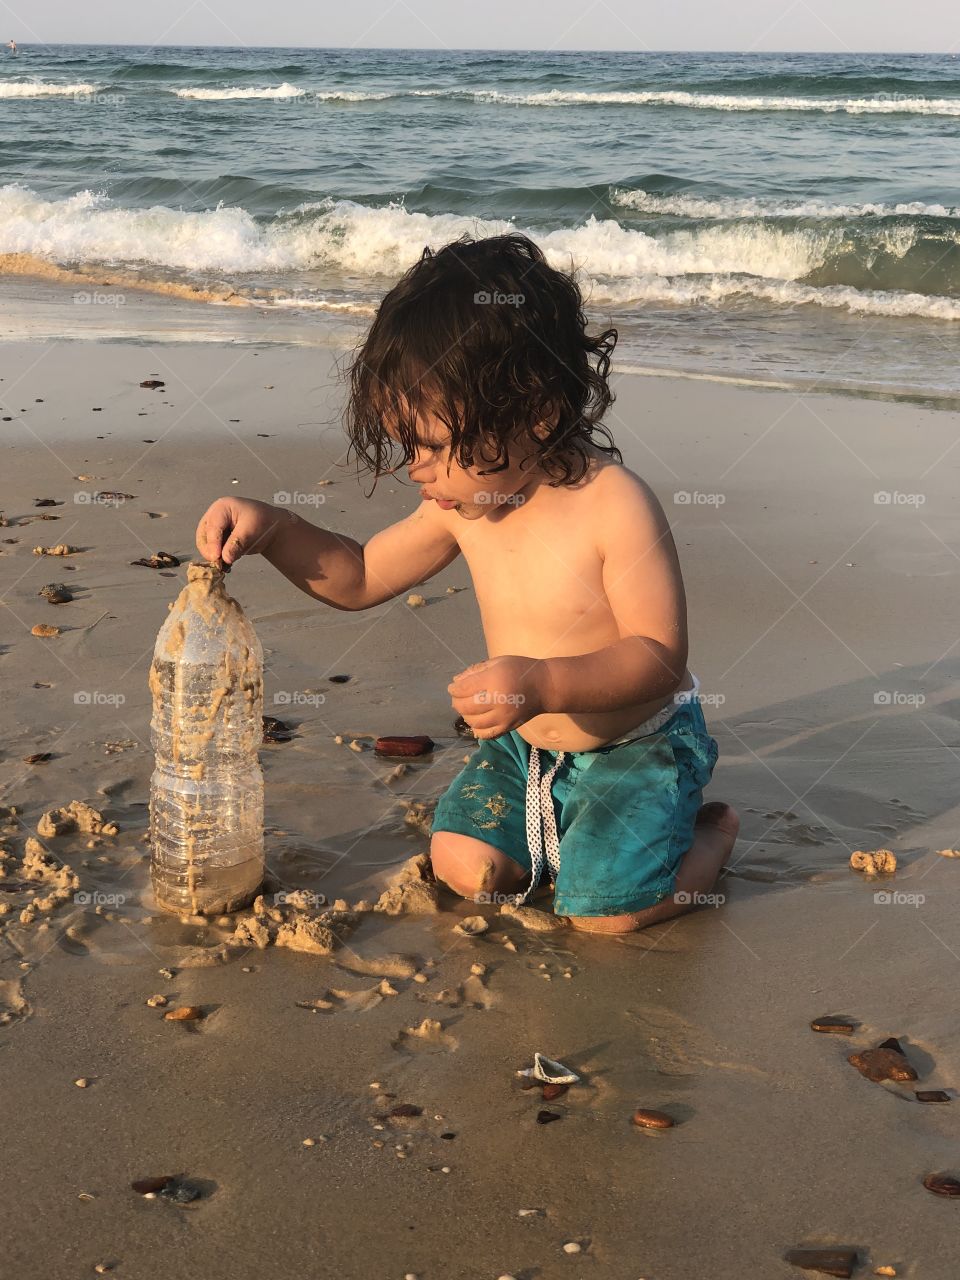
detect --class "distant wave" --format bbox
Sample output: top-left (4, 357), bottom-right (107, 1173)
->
top-left (1, 184), bottom-right (958, 322)
top-left (174, 82), bottom-right (306, 100)
top-left (0, 80), bottom-right (100, 98)
top-left (612, 188), bottom-right (960, 220)
top-left (460, 88), bottom-right (960, 115)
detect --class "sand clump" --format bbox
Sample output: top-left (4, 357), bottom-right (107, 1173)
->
top-left (230, 891), bottom-right (357, 956)
top-left (849, 849), bottom-right (897, 876)
top-left (0, 833), bottom-right (80, 925)
top-left (37, 801), bottom-right (119, 839)
top-left (374, 854), bottom-right (441, 916)
top-left (500, 902), bottom-right (565, 932)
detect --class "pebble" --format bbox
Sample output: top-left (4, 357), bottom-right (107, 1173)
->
top-left (158, 968), bottom-right (175, 979)
top-left (517, 1208), bottom-right (544, 1217)
top-left (562, 1242), bottom-right (582, 1254)
top-left (163, 1006), bottom-right (203, 1022)
top-left (632, 1108), bottom-right (675, 1129)
top-left (412, 973), bottom-right (428, 984)
top-left (536, 1110), bottom-right (561, 1125)
top-left (923, 1172), bottom-right (960, 1197)
top-left (848, 1040), bottom-right (917, 1083)
top-left (74, 1078), bottom-right (91, 1088)
top-left (94, 1264), bottom-right (112, 1274)
top-left (145, 994), bottom-right (167, 1008)
top-left (916, 1090), bottom-right (951, 1103)
top-left (784, 1246), bottom-right (857, 1277)
top-left (302, 1138), bottom-right (316, 1147)
top-left (810, 1015), bottom-right (858, 1035)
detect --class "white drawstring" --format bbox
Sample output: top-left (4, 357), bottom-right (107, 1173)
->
top-left (510, 744), bottom-right (566, 906)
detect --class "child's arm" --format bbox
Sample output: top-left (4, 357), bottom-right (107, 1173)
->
top-left (539, 468), bottom-right (689, 713)
top-left (196, 496), bottom-right (461, 611)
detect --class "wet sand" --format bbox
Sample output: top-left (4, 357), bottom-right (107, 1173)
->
top-left (2, 337), bottom-right (960, 1279)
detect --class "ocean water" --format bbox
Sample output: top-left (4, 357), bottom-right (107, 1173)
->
top-left (2, 45), bottom-right (960, 396)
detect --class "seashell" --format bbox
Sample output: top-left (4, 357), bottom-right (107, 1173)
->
top-left (163, 1005), bottom-right (203, 1022)
top-left (517, 1053), bottom-right (580, 1085)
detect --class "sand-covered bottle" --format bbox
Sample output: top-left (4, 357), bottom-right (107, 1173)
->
top-left (149, 561), bottom-right (264, 915)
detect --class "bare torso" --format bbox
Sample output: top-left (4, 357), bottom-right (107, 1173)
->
top-left (443, 452), bottom-right (693, 752)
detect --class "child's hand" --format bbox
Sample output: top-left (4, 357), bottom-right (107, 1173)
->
top-left (196, 497), bottom-right (286, 567)
top-left (448, 656), bottom-right (548, 739)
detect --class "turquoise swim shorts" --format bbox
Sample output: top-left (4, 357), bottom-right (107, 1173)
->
top-left (431, 696), bottom-right (719, 918)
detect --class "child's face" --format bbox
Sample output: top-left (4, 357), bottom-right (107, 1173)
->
top-left (387, 401), bottom-right (541, 520)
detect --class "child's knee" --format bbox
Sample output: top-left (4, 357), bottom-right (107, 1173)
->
top-left (429, 832), bottom-right (519, 900)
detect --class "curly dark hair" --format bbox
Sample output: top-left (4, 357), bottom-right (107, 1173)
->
top-left (344, 232), bottom-right (621, 489)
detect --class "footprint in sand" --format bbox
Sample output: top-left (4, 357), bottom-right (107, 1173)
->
top-left (427, 971), bottom-right (495, 1010)
top-left (391, 1017), bottom-right (457, 1054)
top-left (297, 981), bottom-right (400, 1015)
top-left (625, 1004), bottom-right (769, 1078)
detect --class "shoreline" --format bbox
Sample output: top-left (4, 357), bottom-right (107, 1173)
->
top-left (3, 273), bottom-right (960, 412)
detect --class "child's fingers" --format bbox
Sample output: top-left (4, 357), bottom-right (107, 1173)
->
top-left (196, 502), bottom-right (233, 562)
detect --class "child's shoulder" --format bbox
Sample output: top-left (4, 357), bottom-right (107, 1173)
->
top-left (577, 450), bottom-right (662, 510)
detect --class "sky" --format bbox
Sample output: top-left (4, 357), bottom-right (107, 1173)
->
top-left (3, 0), bottom-right (958, 54)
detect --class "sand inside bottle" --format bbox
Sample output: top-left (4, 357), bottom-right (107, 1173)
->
top-left (149, 563), bottom-right (264, 915)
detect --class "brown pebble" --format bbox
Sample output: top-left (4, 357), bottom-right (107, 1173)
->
top-left (536, 1109), bottom-right (561, 1125)
top-left (541, 1083), bottom-right (569, 1102)
top-left (163, 1006), bottom-right (202, 1022)
top-left (23, 752), bottom-right (53, 764)
top-left (915, 1090), bottom-right (951, 1103)
top-left (784, 1246), bottom-right (858, 1277)
top-left (632, 1108), bottom-right (675, 1129)
top-left (388, 1104), bottom-right (423, 1118)
top-left (145, 994), bottom-right (167, 1008)
top-left (810, 1015), bottom-right (858, 1035)
top-left (847, 1044), bottom-right (917, 1083)
top-left (31, 623), bottom-right (60, 637)
top-left (923, 1172), bottom-right (960, 1197)
top-left (374, 735), bottom-right (435, 758)
top-left (74, 1077), bottom-right (91, 1088)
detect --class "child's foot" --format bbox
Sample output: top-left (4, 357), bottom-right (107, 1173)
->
top-left (566, 802), bottom-right (739, 935)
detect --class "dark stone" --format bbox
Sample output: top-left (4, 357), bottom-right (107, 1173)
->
top-left (374, 735), bottom-right (435, 757)
top-left (847, 1045), bottom-right (917, 1083)
top-left (783, 1246), bottom-right (858, 1277)
top-left (536, 1110), bottom-right (561, 1125)
top-left (923, 1172), bottom-right (960, 1197)
top-left (916, 1090), bottom-right (951, 1103)
top-left (810, 1015), bottom-right (858, 1035)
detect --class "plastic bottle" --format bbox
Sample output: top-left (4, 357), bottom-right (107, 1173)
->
top-left (149, 561), bottom-right (264, 915)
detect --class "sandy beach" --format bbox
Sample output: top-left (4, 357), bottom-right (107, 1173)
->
top-left (3, 327), bottom-right (960, 1279)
